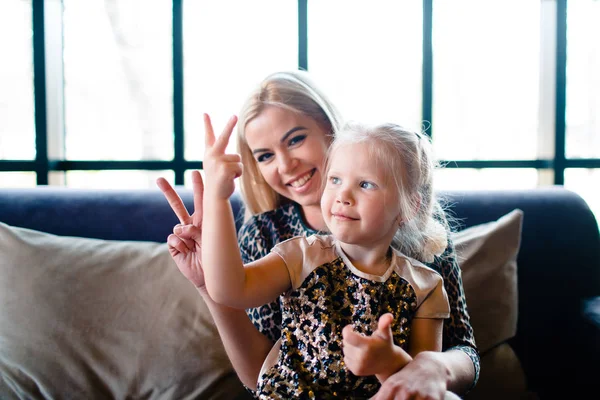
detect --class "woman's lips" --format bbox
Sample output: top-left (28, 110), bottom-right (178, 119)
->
top-left (287, 169), bottom-right (316, 194)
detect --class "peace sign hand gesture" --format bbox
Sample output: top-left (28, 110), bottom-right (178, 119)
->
top-left (156, 169), bottom-right (206, 288)
top-left (155, 114), bottom-right (239, 289)
top-left (203, 114), bottom-right (242, 201)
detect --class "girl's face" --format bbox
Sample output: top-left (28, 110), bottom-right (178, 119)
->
top-left (321, 142), bottom-right (402, 247)
top-left (244, 106), bottom-right (331, 208)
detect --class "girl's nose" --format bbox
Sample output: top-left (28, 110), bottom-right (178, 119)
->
top-left (336, 188), bottom-right (353, 206)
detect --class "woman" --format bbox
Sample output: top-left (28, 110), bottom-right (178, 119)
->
top-left (157, 71), bottom-right (479, 399)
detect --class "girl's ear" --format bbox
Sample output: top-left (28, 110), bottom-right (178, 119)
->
top-left (396, 215), bottom-right (404, 227)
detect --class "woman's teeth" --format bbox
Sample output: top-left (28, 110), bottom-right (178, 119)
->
top-left (290, 171), bottom-right (313, 188)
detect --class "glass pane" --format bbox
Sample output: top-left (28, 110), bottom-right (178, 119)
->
top-left (566, 0), bottom-right (600, 158)
top-left (0, 0), bottom-right (35, 160)
top-left (564, 169), bottom-right (600, 230)
top-left (63, 0), bottom-right (173, 161)
top-left (0, 172), bottom-right (36, 188)
top-left (433, 0), bottom-right (540, 160)
top-left (56, 170), bottom-right (173, 189)
top-left (183, 0), bottom-right (297, 160)
top-left (434, 168), bottom-right (541, 191)
top-left (309, 0), bottom-right (422, 131)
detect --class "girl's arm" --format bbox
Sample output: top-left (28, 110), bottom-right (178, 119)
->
top-left (201, 114), bottom-right (290, 308)
top-left (342, 317), bottom-right (443, 384)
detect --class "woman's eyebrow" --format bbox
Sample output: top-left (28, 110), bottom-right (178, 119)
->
top-left (280, 126), bottom-right (307, 143)
top-left (252, 126), bottom-right (307, 155)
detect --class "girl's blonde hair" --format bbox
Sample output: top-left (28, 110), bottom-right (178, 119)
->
top-left (327, 122), bottom-right (448, 263)
top-left (236, 71), bottom-right (343, 217)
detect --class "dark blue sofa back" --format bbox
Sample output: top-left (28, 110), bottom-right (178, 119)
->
top-left (1, 186), bottom-right (599, 396)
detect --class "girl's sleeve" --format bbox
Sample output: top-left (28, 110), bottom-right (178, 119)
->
top-left (238, 221), bottom-right (283, 343)
top-left (413, 273), bottom-right (450, 319)
top-left (429, 235), bottom-right (481, 389)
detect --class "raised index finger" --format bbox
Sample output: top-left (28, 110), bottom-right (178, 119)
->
top-left (156, 177), bottom-right (191, 225)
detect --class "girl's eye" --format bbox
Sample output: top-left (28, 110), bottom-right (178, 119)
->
top-left (288, 135), bottom-right (306, 147)
top-left (330, 176), bottom-right (341, 185)
top-left (360, 181), bottom-right (377, 190)
top-left (256, 153), bottom-right (274, 163)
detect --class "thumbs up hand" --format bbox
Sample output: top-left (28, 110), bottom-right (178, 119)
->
top-left (342, 313), bottom-right (412, 383)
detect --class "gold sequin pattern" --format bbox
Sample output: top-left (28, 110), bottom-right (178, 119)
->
top-left (257, 257), bottom-right (416, 399)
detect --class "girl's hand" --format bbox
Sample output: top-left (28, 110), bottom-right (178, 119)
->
top-left (156, 171), bottom-right (206, 289)
top-left (342, 313), bottom-right (412, 382)
top-left (203, 113), bottom-right (241, 200)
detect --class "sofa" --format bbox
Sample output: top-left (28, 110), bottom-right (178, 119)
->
top-left (0, 186), bottom-right (598, 400)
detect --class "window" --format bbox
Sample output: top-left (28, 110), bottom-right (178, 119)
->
top-left (432, 0), bottom-right (541, 161)
top-left (62, 0), bottom-right (173, 161)
top-left (0, 0), bottom-right (598, 226)
top-left (183, 0), bottom-right (297, 160)
top-left (566, 0), bottom-right (599, 159)
top-left (0, 0), bottom-right (35, 161)
top-left (309, 0), bottom-right (423, 131)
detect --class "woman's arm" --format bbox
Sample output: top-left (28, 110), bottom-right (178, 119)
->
top-left (158, 174), bottom-right (273, 390)
top-left (408, 318), bottom-right (443, 356)
top-left (373, 234), bottom-right (479, 399)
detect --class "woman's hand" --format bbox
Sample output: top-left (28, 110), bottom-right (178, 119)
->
top-left (371, 351), bottom-right (450, 400)
top-left (156, 170), bottom-right (206, 288)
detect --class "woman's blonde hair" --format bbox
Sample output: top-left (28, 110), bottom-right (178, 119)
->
top-left (327, 122), bottom-right (448, 263)
top-left (236, 71), bottom-right (343, 217)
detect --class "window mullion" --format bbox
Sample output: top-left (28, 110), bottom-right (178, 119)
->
top-left (554, 0), bottom-right (567, 185)
top-left (42, 0), bottom-right (66, 185)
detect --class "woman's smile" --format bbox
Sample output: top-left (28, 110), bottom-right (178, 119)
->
top-left (287, 169), bottom-right (316, 191)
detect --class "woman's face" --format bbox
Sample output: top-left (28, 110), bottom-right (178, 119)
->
top-left (244, 106), bottom-right (331, 208)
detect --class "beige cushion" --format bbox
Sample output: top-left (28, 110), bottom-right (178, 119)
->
top-left (0, 222), bottom-right (250, 399)
top-left (465, 343), bottom-right (537, 400)
top-left (452, 209), bottom-right (524, 354)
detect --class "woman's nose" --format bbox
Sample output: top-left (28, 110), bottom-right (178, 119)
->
top-left (278, 153), bottom-right (298, 174)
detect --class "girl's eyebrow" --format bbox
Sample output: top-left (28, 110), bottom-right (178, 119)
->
top-left (252, 126), bottom-right (307, 155)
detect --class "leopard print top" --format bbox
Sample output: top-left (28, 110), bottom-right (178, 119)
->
top-left (238, 202), bottom-right (481, 391)
top-left (254, 234), bottom-right (450, 399)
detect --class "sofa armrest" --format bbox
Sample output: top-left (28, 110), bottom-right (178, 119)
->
top-left (582, 297), bottom-right (600, 348)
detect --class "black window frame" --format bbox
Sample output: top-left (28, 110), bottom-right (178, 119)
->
top-left (1, 0), bottom-right (599, 186)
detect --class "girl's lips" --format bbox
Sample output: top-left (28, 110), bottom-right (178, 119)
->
top-left (332, 213), bottom-right (358, 221)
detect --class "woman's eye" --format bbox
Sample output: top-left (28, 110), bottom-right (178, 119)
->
top-left (360, 181), bottom-right (376, 189)
top-left (256, 153), bottom-right (274, 163)
top-left (288, 135), bottom-right (306, 147)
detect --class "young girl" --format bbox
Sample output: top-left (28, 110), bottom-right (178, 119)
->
top-left (201, 115), bottom-right (450, 399)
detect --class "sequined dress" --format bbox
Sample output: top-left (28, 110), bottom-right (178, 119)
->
top-left (255, 234), bottom-right (450, 399)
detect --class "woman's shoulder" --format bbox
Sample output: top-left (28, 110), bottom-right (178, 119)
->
top-left (238, 202), bottom-right (314, 262)
top-left (239, 202), bottom-right (311, 237)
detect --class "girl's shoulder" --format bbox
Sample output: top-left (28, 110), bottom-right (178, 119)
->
top-left (392, 249), bottom-right (444, 282)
